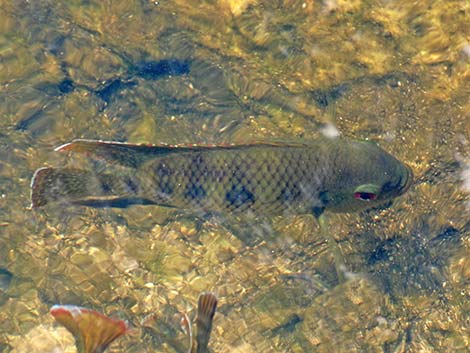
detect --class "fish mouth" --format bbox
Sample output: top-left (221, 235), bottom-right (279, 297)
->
top-left (398, 164), bottom-right (413, 195)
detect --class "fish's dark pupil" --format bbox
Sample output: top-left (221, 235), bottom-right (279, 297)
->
top-left (354, 192), bottom-right (377, 201)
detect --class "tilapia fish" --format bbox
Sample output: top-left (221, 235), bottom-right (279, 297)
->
top-left (31, 137), bottom-right (412, 216)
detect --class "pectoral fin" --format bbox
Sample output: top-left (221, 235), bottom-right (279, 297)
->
top-left (317, 213), bottom-right (346, 283)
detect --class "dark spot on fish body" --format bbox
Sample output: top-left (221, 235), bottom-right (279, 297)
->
top-left (225, 185), bottom-right (255, 210)
top-left (158, 181), bottom-right (174, 197)
top-left (318, 191), bottom-right (330, 206)
top-left (125, 177), bottom-right (139, 194)
top-left (184, 183), bottom-right (206, 201)
top-left (312, 206), bottom-right (325, 218)
top-left (100, 179), bottom-right (113, 194)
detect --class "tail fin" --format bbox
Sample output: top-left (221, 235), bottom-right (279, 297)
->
top-left (31, 167), bottom-right (145, 208)
top-left (195, 292), bottom-right (217, 353)
top-left (31, 167), bottom-right (92, 208)
top-left (50, 305), bottom-right (128, 353)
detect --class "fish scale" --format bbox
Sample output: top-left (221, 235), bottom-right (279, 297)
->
top-left (134, 146), bottom-right (327, 215)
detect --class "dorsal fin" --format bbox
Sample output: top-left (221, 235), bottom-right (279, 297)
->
top-left (56, 139), bottom-right (183, 167)
top-left (55, 139), bottom-right (319, 167)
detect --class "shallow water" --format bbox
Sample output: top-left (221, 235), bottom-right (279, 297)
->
top-left (1, 0), bottom-right (470, 352)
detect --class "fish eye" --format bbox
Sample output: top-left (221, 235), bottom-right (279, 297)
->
top-left (353, 184), bottom-right (380, 201)
top-left (354, 192), bottom-right (377, 201)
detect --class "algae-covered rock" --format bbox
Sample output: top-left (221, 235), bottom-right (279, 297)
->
top-left (297, 278), bottom-right (399, 352)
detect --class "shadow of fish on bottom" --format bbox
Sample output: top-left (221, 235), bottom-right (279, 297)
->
top-left (50, 292), bottom-right (217, 353)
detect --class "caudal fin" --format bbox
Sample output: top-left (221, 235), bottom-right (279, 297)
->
top-left (31, 167), bottom-right (95, 208)
top-left (31, 167), bottom-right (144, 208)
